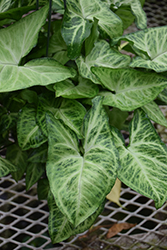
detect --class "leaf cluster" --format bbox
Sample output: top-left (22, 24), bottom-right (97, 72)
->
top-left (1, 0), bottom-right (167, 243)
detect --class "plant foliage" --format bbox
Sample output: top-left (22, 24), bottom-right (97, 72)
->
top-left (1, 0), bottom-right (167, 244)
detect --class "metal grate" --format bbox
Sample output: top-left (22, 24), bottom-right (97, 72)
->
top-left (1, 176), bottom-right (167, 249)
top-left (1, 1), bottom-right (167, 249)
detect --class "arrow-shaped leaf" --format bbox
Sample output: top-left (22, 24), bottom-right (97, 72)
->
top-left (76, 40), bottom-right (130, 84)
top-left (0, 58), bottom-right (76, 92)
top-left (141, 101), bottom-right (167, 128)
top-left (62, 0), bottom-right (123, 58)
top-left (37, 97), bottom-right (86, 139)
top-left (0, 5), bottom-right (49, 65)
top-left (48, 191), bottom-right (105, 243)
top-left (0, 156), bottom-right (19, 178)
top-left (26, 162), bottom-right (45, 190)
top-left (112, 26), bottom-right (167, 72)
top-left (112, 109), bottom-right (167, 208)
top-left (106, 0), bottom-right (146, 29)
top-left (17, 104), bottom-right (47, 150)
top-left (46, 97), bottom-right (119, 226)
top-left (54, 77), bottom-right (99, 99)
top-left (0, 6), bottom-right (76, 92)
top-left (91, 67), bottom-right (167, 111)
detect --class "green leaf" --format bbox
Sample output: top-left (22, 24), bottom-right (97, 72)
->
top-left (111, 0), bottom-right (147, 29)
top-left (76, 40), bottom-right (130, 84)
top-left (141, 101), bottom-right (167, 128)
top-left (0, 156), bottom-right (19, 178)
top-left (0, 6), bottom-right (76, 92)
top-left (54, 99), bottom-right (86, 138)
top-left (52, 51), bottom-right (69, 65)
top-left (0, 5), bottom-right (36, 21)
top-left (91, 67), bottom-right (167, 111)
top-left (106, 107), bottom-right (129, 130)
top-left (52, 0), bottom-right (64, 14)
top-left (28, 143), bottom-right (48, 163)
top-left (0, 5), bottom-right (49, 65)
top-left (49, 20), bottom-right (67, 54)
top-left (37, 178), bottom-right (50, 200)
top-left (112, 109), bottom-right (167, 209)
top-left (0, 112), bottom-right (17, 132)
top-left (0, 58), bottom-right (76, 92)
top-left (158, 87), bottom-right (167, 104)
top-left (114, 6), bottom-right (135, 30)
top-left (6, 144), bottom-right (28, 182)
top-left (85, 18), bottom-right (99, 57)
top-left (48, 191), bottom-right (105, 243)
top-left (113, 26), bottom-right (167, 72)
top-left (62, 9), bottom-right (92, 59)
top-left (17, 104), bottom-right (47, 150)
top-left (19, 89), bottom-right (38, 105)
top-left (46, 96), bottom-right (119, 226)
top-left (54, 77), bottom-right (99, 99)
top-left (37, 98), bottom-right (86, 139)
top-left (26, 162), bottom-right (45, 190)
top-left (62, 0), bottom-right (123, 59)
top-left (0, 0), bottom-right (12, 12)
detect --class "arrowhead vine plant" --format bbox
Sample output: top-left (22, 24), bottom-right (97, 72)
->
top-left (1, 0), bottom-right (167, 244)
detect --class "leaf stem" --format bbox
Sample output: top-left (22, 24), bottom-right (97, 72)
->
top-left (36, 0), bottom-right (39, 10)
top-left (46, 0), bottom-right (52, 57)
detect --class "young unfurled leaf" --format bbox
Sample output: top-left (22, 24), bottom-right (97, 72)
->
top-left (106, 178), bottom-right (122, 206)
top-left (46, 96), bottom-right (119, 226)
top-left (112, 109), bottom-right (167, 208)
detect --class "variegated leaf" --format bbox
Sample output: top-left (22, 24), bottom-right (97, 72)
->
top-left (112, 109), bottom-right (167, 208)
top-left (0, 0), bottom-right (12, 13)
top-left (76, 40), bottom-right (130, 84)
top-left (52, 0), bottom-right (64, 14)
top-left (91, 67), bottom-right (167, 111)
top-left (0, 59), bottom-right (76, 92)
top-left (37, 97), bottom-right (86, 139)
top-left (158, 87), bottom-right (167, 104)
top-left (48, 191), bottom-right (105, 243)
top-left (62, 0), bottom-right (123, 59)
top-left (26, 162), bottom-right (45, 190)
top-left (28, 143), bottom-right (48, 163)
top-left (46, 97), bottom-right (119, 226)
top-left (0, 157), bottom-right (19, 178)
top-left (17, 104), bottom-right (47, 150)
top-left (6, 144), bottom-right (28, 182)
top-left (110, 0), bottom-right (147, 29)
top-left (112, 26), bottom-right (167, 72)
top-left (142, 101), bottom-right (167, 128)
top-left (37, 178), bottom-right (50, 200)
top-left (0, 5), bottom-right (48, 65)
top-left (0, 5), bottom-right (76, 92)
top-left (54, 77), bottom-right (99, 99)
